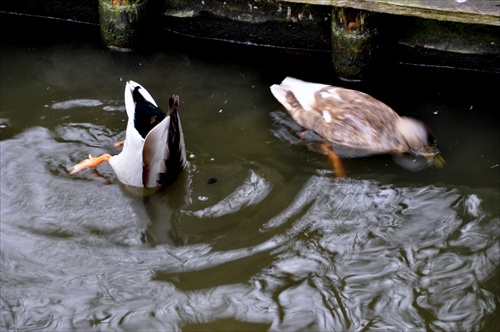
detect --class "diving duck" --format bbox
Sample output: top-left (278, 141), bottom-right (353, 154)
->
top-left (270, 77), bottom-right (444, 177)
top-left (71, 80), bottom-right (187, 188)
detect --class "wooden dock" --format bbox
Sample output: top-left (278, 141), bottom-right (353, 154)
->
top-left (1, 0), bottom-right (499, 79)
top-left (282, 0), bottom-right (500, 26)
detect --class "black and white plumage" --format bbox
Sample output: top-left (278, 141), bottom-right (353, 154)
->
top-left (131, 84), bottom-right (166, 139)
top-left (71, 80), bottom-right (187, 189)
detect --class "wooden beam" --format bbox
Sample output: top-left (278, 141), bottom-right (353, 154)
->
top-left (279, 0), bottom-right (500, 26)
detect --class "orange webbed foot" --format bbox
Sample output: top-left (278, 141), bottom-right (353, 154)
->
top-left (321, 143), bottom-right (346, 178)
top-left (70, 154), bottom-right (112, 174)
top-left (114, 141), bottom-right (124, 147)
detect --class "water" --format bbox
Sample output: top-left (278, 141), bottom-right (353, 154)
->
top-left (1, 16), bottom-right (499, 331)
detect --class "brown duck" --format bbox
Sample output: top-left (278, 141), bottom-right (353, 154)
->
top-left (270, 77), bottom-right (444, 177)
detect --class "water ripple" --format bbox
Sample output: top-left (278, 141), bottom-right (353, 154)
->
top-left (51, 99), bottom-right (103, 110)
top-left (1, 123), bottom-right (498, 331)
top-left (188, 170), bottom-right (272, 218)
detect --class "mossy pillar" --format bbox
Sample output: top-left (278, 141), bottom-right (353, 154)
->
top-left (99, 0), bottom-right (151, 51)
top-left (331, 7), bottom-right (379, 81)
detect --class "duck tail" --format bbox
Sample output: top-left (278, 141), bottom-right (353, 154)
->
top-left (167, 95), bottom-right (177, 115)
top-left (160, 95), bottom-right (188, 186)
top-left (270, 80), bottom-right (310, 125)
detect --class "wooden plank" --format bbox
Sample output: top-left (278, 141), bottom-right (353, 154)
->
top-left (280, 0), bottom-right (500, 26)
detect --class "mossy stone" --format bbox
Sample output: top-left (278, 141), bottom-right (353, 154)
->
top-left (98, 0), bottom-right (149, 50)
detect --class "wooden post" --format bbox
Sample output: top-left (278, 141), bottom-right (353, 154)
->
top-left (98, 0), bottom-right (150, 51)
top-left (331, 7), bottom-right (379, 81)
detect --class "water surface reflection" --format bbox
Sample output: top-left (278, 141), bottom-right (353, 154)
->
top-left (1, 16), bottom-right (499, 331)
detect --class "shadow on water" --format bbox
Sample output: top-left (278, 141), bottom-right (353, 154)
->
top-left (1, 14), bottom-right (499, 331)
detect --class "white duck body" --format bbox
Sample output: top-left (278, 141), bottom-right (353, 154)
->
top-left (115, 80), bottom-right (186, 188)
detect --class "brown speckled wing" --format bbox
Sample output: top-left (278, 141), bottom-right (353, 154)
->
top-left (283, 90), bottom-right (326, 132)
top-left (313, 87), bottom-right (403, 156)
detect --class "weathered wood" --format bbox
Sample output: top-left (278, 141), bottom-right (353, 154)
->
top-left (280, 0), bottom-right (500, 26)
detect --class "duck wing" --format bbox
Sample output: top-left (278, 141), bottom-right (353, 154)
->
top-left (313, 86), bottom-right (402, 156)
top-left (142, 95), bottom-right (187, 188)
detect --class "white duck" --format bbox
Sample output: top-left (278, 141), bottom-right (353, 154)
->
top-left (71, 80), bottom-right (187, 188)
top-left (270, 77), bottom-right (444, 177)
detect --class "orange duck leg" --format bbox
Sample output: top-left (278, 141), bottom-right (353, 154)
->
top-left (321, 143), bottom-right (346, 178)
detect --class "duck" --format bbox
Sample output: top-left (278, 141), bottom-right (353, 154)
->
top-left (270, 76), bottom-right (444, 177)
top-left (71, 80), bottom-right (187, 189)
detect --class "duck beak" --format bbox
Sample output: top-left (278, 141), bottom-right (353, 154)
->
top-left (393, 147), bottom-right (445, 172)
top-left (419, 146), bottom-right (445, 168)
top-left (429, 153), bottom-right (446, 168)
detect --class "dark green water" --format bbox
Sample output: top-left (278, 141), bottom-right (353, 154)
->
top-left (1, 15), bottom-right (499, 331)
